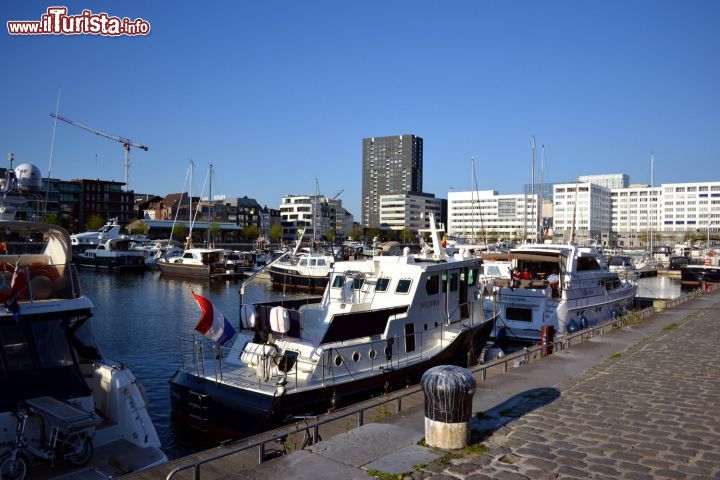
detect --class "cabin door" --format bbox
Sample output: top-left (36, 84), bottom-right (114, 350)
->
top-left (444, 268), bottom-right (461, 322)
top-left (459, 267), bottom-right (469, 319)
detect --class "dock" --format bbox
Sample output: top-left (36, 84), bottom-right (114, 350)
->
top-left (131, 287), bottom-right (720, 480)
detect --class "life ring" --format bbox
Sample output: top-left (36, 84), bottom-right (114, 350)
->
top-left (0, 263), bottom-right (22, 303)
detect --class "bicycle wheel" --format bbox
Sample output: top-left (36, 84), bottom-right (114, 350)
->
top-left (0, 453), bottom-right (30, 480)
top-left (63, 434), bottom-right (94, 466)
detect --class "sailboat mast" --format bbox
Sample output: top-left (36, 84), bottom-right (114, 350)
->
top-left (540, 145), bottom-right (545, 242)
top-left (208, 163), bottom-right (213, 246)
top-left (188, 160), bottom-right (193, 248)
top-left (531, 135), bottom-right (536, 243)
top-left (650, 152), bottom-right (654, 252)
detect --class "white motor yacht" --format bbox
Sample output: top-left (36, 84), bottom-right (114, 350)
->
top-left (169, 215), bottom-right (496, 434)
top-left (69, 218), bottom-right (121, 251)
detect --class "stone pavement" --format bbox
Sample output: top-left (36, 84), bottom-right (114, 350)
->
top-left (414, 294), bottom-right (720, 480)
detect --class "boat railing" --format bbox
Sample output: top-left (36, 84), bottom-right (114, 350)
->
top-left (0, 262), bottom-right (82, 303)
top-left (177, 303), bottom-right (491, 392)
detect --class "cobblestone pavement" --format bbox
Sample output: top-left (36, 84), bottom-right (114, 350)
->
top-left (416, 297), bottom-right (720, 480)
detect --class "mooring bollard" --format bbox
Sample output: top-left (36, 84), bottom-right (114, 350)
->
top-left (421, 365), bottom-right (476, 449)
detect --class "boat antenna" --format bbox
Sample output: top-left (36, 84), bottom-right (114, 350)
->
top-left (44, 88), bottom-right (61, 217)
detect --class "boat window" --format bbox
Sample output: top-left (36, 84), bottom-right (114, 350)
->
top-left (404, 323), bottom-right (416, 353)
top-left (353, 278), bottom-right (365, 290)
top-left (375, 277), bottom-right (390, 292)
top-left (30, 320), bottom-right (75, 368)
top-left (183, 253), bottom-right (193, 259)
top-left (577, 256), bottom-right (601, 271)
top-left (425, 275), bottom-right (439, 295)
top-left (506, 307), bottom-right (532, 322)
top-left (331, 275), bottom-right (345, 288)
top-left (0, 322), bottom-right (35, 373)
top-left (468, 268), bottom-right (478, 286)
top-left (441, 273), bottom-right (447, 293)
top-left (450, 273), bottom-right (458, 291)
top-left (309, 259), bottom-right (317, 266)
top-left (299, 259), bottom-right (307, 266)
top-left (395, 279), bottom-right (412, 294)
top-left (317, 259), bottom-right (326, 266)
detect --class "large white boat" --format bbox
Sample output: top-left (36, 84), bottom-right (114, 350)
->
top-left (157, 248), bottom-right (240, 280)
top-left (69, 218), bottom-right (122, 251)
top-left (0, 221), bottom-right (166, 479)
top-left (169, 216), bottom-right (496, 434)
top-left (492, 244), bottom-right (637, 343)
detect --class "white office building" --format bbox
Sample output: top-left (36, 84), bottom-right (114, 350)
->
top-left (379, 192), bottom-right (442, 232)
top-left (657, 182), bottom-right (720, 233)
top-left (611, 185), bottom-right (662, 233)
top-left (279, 195), bottom-right (351, 240)
top-left (553, 182), bottom-right (612, 242)
top-left (577, 173), bottom-right (629, 190)
top-left (447, 190), bottom-right (539, 241)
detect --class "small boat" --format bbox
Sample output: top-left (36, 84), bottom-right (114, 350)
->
top-left (608, 255), bottom-right (636, 273)
top-left (157, 248), bottom-right (240, 279)
top-left (0, 164), bottom-right (166, 479)
top-left (73, 237), bottom-right (146, 270)
top-left (266, 251), bottom-right (335, 291)
top-left (169, 214), bottom-right (496, 434)
top-left (70, 218), bottom-right (122, 252)
top-left (681, 263), bottom-right (720, 285)
top-left (491, 244), bottom-right (637, 343)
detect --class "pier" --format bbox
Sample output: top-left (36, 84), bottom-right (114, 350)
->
top-left (132, 288), bottom-right (720, 480)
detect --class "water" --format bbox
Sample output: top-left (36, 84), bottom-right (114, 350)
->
top-left (77, 269), bottom-right (307, 460)
top-left (77, 270), bottom-right (688, 460)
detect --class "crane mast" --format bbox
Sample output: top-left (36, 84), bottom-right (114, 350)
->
top-left (50, 113), bottom-right (148, 191)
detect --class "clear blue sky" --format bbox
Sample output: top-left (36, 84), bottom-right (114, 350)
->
top-left (2, 1), bottom-right (719, 218)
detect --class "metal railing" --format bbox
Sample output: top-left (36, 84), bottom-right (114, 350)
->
top-left (1, 263), bottom-right (82, 303)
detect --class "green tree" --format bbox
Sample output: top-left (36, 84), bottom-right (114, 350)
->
top-left (85, 214), bottom-right (105, 231)
top-left (127, 220), bottom-right (149, 236)
top-left (325, 228), bottom-right (336, 242)
top-left (173, 222), bottom-right (188, 242)
top-left (349, 227), bottom-right (362, 241)
top-left (269, 223), bottom-right (283, 243)
top-left (45, 213), bottom-right (60, 226)
top-left (400, 227), bottom-right (414, 243)
top-left (366, 228), bottom-right (380, 242)
top-left (209, 222), bottom-right (222, 243)
top-left (243, 225), bottom-right (260, 240)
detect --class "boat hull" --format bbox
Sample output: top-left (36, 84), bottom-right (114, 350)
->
top-left (157, 262), bottom-right (239, 280)
top-left (681, 266), bottom-right (720, 285)
top-left (169, 319), bottom-right (494, 435)
top-left (73, 254), bottom-right (145, 271)
top-left (266, 266), bottom-right (329, 291)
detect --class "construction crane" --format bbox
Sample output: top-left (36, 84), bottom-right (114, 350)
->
top-left (331, 189), bottom-right (344, 200)
top-left (50, 113), bottom-right (148, 191)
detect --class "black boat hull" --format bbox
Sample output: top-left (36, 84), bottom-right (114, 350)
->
top-left (681, 265), bottom-right (720, 284)
top-left (170, 318), bottom-right (494, 435)
top-left (266, 266), bottom-right (329, 292)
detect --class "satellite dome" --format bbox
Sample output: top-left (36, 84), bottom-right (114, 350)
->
top-left (14, 163), bottom-right (42, 192)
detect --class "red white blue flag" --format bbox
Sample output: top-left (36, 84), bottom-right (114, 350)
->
top-left (192, 292), bottom-right (236, 346)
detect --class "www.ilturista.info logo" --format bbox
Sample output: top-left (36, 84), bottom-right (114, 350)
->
top-left (7, 6), bottom-right (150, 36)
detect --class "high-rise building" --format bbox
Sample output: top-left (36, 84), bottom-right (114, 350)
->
top-left (447, 190), bottom-right (539, 241)
top-left (361, 134), bottom-right (423, 228)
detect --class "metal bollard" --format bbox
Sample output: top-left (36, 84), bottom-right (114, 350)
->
top-left (421, 365), bottom-right (476, 449)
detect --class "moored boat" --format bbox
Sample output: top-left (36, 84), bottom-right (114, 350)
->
top-left (157, 248), bottom-right (241, 280)
top-left (73, 237), bottom-right (146, 270)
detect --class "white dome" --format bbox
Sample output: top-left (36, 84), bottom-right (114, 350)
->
top-left (14, 163), bottom-right (43, 192)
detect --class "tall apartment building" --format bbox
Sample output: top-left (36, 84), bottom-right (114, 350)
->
top-left (447, 190), bottom-right (539, 240)
top-left (610, 185), bottom-right (662, 234)
top-left (361, 134), bottom-right (423, 228)
top-left (577, 174), bottom-right (629, 190)
top-left (379, 192), bottom-right (443, 232)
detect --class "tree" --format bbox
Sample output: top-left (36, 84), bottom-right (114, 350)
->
top-left (173, 222), bottom-right (188, 243)
top-left (127, 220), bottom-right (149, 236)
top-left (366, 228), bottom-right (380, 242)
top-left (209, 222), bottom-right (222, 243)
top-left (45, 213), bottom-right (60, 226)
top-left (325, 228), bottom-right (336, 242)
top-left (349, 227), bottom-right (362, 241)
top-left (269, 223), bottom-right (283, 243)
top-left (400, 227), bottom-right (414, 243)
top-left (85, 214), bottom-right (105, 231)
top-left (243, 225), bottom-right (260, 240)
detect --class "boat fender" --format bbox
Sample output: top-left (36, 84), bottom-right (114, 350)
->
top-left (580, 315), bottom-right (589, 330)
top-left (240, 304), bottom-right (257, 329)
top-left (483, 344), bottom-right (505, 363)
top-left (269, 306), bottom-right (290, 334)
top-left (240, 342), bottom-right (279, 367)
top-left (566, 319), bottom-right (580, 333)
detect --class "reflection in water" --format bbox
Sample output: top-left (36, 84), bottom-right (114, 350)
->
top-left (78, 269), bottom-right (306, 459)
top-left (636, 275), bottom-right (688, 300)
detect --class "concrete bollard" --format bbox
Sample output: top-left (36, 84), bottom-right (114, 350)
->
top-left (421, 365), bottom-right (476, 449)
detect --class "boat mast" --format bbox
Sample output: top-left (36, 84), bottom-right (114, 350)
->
top-left (649, 152), bottom-right (654, 253)
top-left (187, 160), bottom-right (194, 249)
top-left (570, 177), bottom-right (579, 245)
top-left (531, 135), bottom-right (536, 243)
top-left (207, 163), bottom-right (213, 247)
top-left (540, 145), bottom-right (545, 242)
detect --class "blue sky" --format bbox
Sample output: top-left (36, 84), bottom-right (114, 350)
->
top-left (2, 1), bottom-right (719, 218)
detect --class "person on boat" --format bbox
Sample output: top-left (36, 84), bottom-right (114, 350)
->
top-left (521, 268), bottom-right (532, 280)
top-left (547, 269), bottom-right (560, 297)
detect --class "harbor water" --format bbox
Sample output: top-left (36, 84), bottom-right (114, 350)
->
top-left (79, 270), bottom-right (691, 460)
